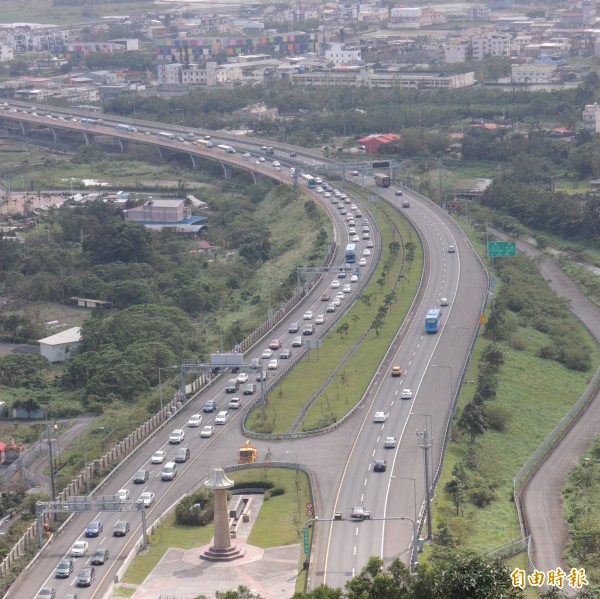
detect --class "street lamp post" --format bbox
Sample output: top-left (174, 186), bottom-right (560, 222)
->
top-left (391, 476), bottom-right (418, 570)
top-left (46, 423), bottom-right (57, 502)
top-left (158, 365), bottom-right (180, 414)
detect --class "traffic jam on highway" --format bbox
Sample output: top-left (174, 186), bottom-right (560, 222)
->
top-left (33, 175), bottom-right (377, 599)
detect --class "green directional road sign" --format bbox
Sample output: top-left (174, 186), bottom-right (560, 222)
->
top-left (488, 241), bottom-right (516, 257)
top-left (303, 527), bottom-right (309, 555)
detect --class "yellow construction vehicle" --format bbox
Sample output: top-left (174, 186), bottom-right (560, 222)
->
top-left (239, 440), bottom-right (257, 464)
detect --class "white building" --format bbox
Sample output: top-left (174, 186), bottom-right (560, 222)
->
top-left (444, 30), bottom-right (512, 64)
top-left (511, 63), bottom-right (557, 84)
top-left (389, 7), bottom-right (446, 29)
top-left (325, 43), bottom-right (361, 65)
top-left (38, 327), bottom-right (81, 362)
top-left (583, 103), bottom-right (600, 132)
top-left (0, 45), bottom-right (13, 61)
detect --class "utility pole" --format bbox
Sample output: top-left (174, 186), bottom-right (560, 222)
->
top-left (47, 424), bottom-right (56, 502)
top-left (417, 428), bottom-right (432, 540)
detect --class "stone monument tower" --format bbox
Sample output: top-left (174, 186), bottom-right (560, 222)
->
top-left (201, 468), bottom-right (245, 561)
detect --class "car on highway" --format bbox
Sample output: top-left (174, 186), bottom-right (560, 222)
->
top-left (228, 397), bottom-right (242, 409)
top-left (332, 297), bottom-right (342, 307)
top-left (343, 284), bottom-right (352, 293)
top-left (243, 152), bottom-right (251, 158)
top-left (320, 292), bottom-right (330, 301)
top-left (137, 492), bottom-right (155, 507)
top-left (133, 469), bottom-right (149, 483)
top-left (448, 245), bottom-right (456, 253)
top-left (269, 338), bottom-right (282, 350)
top-left (350, 274), bottom-right (359, 283)
top-left (440, 297), bottom-right (449, 306)
top-left (169, 429), bottom-right (185, 444)
top-left (401, 389), bottom-right (413, 399)
top-left (391, 366), bottom-right (403, 377)
top-left (359, 258), bottom-right (367, 267)
top-left (373, 411), bottom-right (389, 422)
top-left (366, 241), bottom-right (374, 248)
top-left (187, 413), bottom-right (203, 427)
top-left (54, 558), bottom-right (74, 578)
top-left (236, 372), bottom-right (248, 383)
top-left (243, 383), bottom-right (256, 395)
top-left (289, 151), bottom-right (297, 157)
top-left (395, 189), bottom-right (403, 196)
top-left (215, 410), bottom-right (229, 425)
top-left (151, 450), bottom-right (167, 464)
top-left (363, 248), bottom-right (371, 256)
top-left (36, 588), bottom-right (56, 599)
top-left (331, 280), bottom-right (341, 288)
top-left (203, 400), bottom-right (217, 412)
top-left (258, 156), bottom-right (266, 162)
top-left (113, 520), bottom-right (130, 537)
top-left (315, 314), bottom-right (325, 324)
top-left (326, 303), bottom-right (336, 313)
top-left (267, 359), bottom-right (279, 370)
top-left (174, 447), bottom-right (190, 462)
top-left (261, 348), bottom-right (273, 359)
top-left (70, 541), bottom-right (89, 557)
top-left (85, 520), bottom-right (103, 537)
top-left (303, 310), bottom-right (313, 320)
top-left (352, 235), bottom-right (360, 243)
top-left (373, 459), bottom-right (387, 472)
top-left (288, 321), bottom-right (299, 333)
top-left (384, 436), bottom-right (397, 448)
top-left (76, 566), bottom-right (95, 586)
top-left (200, 425), bottom-right (215, 438)
top-left (90, 548), bottom-right (109, 565)
top-left (291, 336), bottom-right (303, 347)
top-left (402, 200), bottom-right (411, 208)
top-left (256, 369), bottom-right (267, 381)
top-left (279, 348), bottom-right (292, 359)
top-left (116, 489), bottom-right (130, 502)
top-left (349, 506), bottom-right (371, 520)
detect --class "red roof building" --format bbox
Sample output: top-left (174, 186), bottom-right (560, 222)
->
top-left (356, 133), bottom-right (401, 155)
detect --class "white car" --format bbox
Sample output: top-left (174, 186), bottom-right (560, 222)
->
top-left (187, 413), bottom-right (203, 427)
top-left (236, 372), bottom-right (249, 383)
top-left (169, 429), bottom-right (185, 444)
top-left (384, 436), bottom-right (397, 448)
top-left (335, 292), bottom-right (345, 300)
top-left (316, 314), bottom-right (325, 324)
top-left (351, 204), bottom-right (358, 210)
top-left (137, 492), bottom-right (155, 508)
top-left (373, 411), bottom-right (389, 423)
top-left (349, 228), bottom-right (356, 235)
top-left (215, 410), bottom-right (229, 425)
top-left (326, 303), bottom-right (336, 313)
top-left (70, 541), bottom-right (89, 557)
top-left (333, 297), bottom-right (342, 307)
top-left (316, 186), bottom-right (324, 193)
top-left (324, 192), bottom-right (332, 198)
top-left (116, 489), bottom-right (130, 502)
top-left (151, 450), bottom-right (167, 464)
top-left (261, 348), bottom-right (273, 359)
top-left (200, 425), bottom-right (215, 438)
top-left (359, 258), bottom-right (367, 267)
top-left (258, 156), bottom-right (266, 162)
top-left (401, 389), bottom-right (413, 400)
top-left (363, 249), bottom-right (371, 256)
top-left (343, 284), bottom-right (352, 293)
top-left (267, 359), bottom-right (279, 370)
top-left (440, 297), bottom-right (449, 306)
top-left (352, 235), bottom-right (360, 243)
top-left (350, 274), bottom-right (358, 283)
top-left (331, 280), bottom-right (340, 289)
top-left (303, 311), bottom-right (313, 320)
top-left (243, 152), bottom-right (251, 158)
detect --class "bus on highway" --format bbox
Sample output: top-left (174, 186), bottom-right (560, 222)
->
top-left (345, 243), bottom-right (357, 263)
top-left (157, 131), bottom-right (176, 140)
top-left (374, 173), bottom-right (390, 188)
top-left (425, 308), bottom-right (441, 333)
top-left (302, 174), bottom-right (316, 188)
top-left (217, 144), bottom-right (236, 154)
top-left (195, 139), bottom-right (214, 149)
top-left (115, 123), bottom-right (137, 133)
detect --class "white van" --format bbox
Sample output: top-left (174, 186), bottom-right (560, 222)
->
top-left (161, 462), bottom-right (178, 481)
top-left (215, 410), bottom-right (229, 425)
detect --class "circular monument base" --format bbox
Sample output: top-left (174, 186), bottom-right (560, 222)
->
top-left (201, 544), bottom-right (246, 562)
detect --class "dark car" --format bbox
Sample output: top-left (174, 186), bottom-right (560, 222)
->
top-left (279, 348), bottom-right (292, 359)
top-left (36, 587), bottom-right (56, 599)
top-left (373, 459), bottom-right (387, 472)
top-left (90, 548), bottom-right (109, 565)
top-left (174, 447), bottom-right (190, 462)
top-left (55, 558), bottom-right (74, 578)
top-left (84, 520), bottom-right (103, 537)
top-left (113, 520), bottom-right (130, 537)
top-left (133, 469), bottom-right (149, 484)
top-left (76, 566), bottom-right (96, 587)
top-left (203, 400), bottom-right (217, 413)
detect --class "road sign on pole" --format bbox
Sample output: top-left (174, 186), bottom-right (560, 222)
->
top-left (487, 241), bottom-right (516, 257)
top-left (303, 527), bottom-right (309, 555)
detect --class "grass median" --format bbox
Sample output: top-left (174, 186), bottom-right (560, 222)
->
top-left (247, 196), bottom-right (423, 434)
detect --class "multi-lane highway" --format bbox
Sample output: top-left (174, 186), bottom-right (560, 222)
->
top-left (1, 103), bottom-right (487, 597)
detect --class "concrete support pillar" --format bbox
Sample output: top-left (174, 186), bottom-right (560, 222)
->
top-left (18, 121), bottom-right (29, 135)
top-left (117, 138), bottom-right (128, 152)
top-left (83, 132), bottom-right (94, 146)
top-left (157, 147), bottom-right (165, 160)
top-left (221, 163), bottom-right (232, 179)
top-left (50, 127), bottom-right (59, 142)
top-left (188, 153), bottom-right (198, 170)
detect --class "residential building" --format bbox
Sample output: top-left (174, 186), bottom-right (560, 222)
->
top-left (444, 30), bottom-right (512, 63)
top-left (467, 5), bottom-right (491, 22)
top-left (325, 43), bottom-right (361, 65)
top-left (389, 7), bottom-right (447, 29)
top-left (511, 63), bottom-right (557, 83)
top-left (583, 103), bottom-right (600, 132)
top-left (124, 198), bottom-right (207, 233)
top-left (0, 45), bottom-right (13, 62)
top-left (39, 327), bottom-right (81, 362)
top-left (357, 133), bottom-right (401, 154)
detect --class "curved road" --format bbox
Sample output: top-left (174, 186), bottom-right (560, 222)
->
top-left (489, 228), bottom-right (600, 594)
